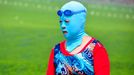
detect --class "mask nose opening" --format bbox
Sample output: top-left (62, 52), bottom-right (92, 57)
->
top-left (62, 27), bottom-right (66, 29)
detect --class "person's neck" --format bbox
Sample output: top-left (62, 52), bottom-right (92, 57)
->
top-left (66, 32), bottom-right (88, 52)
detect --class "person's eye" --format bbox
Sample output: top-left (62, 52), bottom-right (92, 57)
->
top-left (65, 20), bottom-right (70, 23)
top-left (59, 20), bottom-right (62, 23)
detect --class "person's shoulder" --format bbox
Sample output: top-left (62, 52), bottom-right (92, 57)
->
top-left (91, 37), bottom-right (105, 48)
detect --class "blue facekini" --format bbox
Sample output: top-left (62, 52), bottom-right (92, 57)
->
top-left (58, 1), bottom-right (88, 52)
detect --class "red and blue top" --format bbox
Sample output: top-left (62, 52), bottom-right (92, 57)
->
top-left (47, 38), bottom-right (110, 75)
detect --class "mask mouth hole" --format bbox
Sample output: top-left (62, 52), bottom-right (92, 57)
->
top-left (63, 31), bottom-right (68, 34)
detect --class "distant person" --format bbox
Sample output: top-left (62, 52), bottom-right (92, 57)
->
top-left (47, 1), bottom-right (110, 75)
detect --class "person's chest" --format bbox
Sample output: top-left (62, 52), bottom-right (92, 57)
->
top-left (54, 45), bottom-right (94, 75)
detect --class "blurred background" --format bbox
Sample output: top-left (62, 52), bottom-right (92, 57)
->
top-left (0, 0), bottom-right (134, 75)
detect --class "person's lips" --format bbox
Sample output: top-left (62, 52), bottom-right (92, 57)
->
top-left (63, 31), bottom-right (68, 34)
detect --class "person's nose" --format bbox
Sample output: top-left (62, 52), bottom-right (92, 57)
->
top-left (61, 23), bottom-right (66, 30)
top-left (62, 27), bottom-right (66, 29)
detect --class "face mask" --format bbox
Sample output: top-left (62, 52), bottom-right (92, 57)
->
top-left (59, 11), bottom-right (86, 40)
top-left (57, 1), bottom-right (88, 52)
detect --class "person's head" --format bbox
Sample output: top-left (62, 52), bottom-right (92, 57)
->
top-left (57, 1), bottom-right (87, 40)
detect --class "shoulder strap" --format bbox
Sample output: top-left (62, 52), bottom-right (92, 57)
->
top-left (88, 39), bottom-right (98, 51)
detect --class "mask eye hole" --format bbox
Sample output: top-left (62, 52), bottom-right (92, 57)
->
top-left (65, 20), bottom-right (69, 23)
top-left (59, 20), bottom-right (62, 23)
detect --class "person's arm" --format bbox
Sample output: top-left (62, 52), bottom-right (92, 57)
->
top-left (46, 48), bottom-right (55, 75)
top-left (93, 43), bottom-right (110, 75)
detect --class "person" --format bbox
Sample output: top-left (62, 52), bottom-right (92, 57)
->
top-left (46, 1), bottom-right (110, 75)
